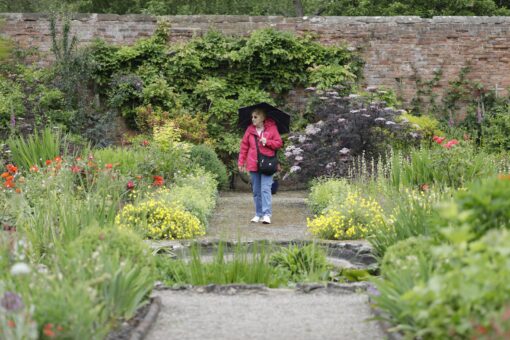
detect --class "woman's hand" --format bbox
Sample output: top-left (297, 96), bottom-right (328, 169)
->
top-left (238, 165), bottom-right (246, 173)
top-left (260, 136), bottom-right (267, 146)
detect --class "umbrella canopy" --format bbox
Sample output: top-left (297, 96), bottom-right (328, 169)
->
top-left (238, 102), bottom-right (291, 134)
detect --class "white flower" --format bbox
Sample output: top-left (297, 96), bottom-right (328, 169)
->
top-left (305, 125), bottom-right (321, 135)
top-left (375, 117), bottom-right (386, 122)
top-left (292, 147), bottom-right (304, 155)
top-left (298, 135), bottom-right (307, 143)
top-left (339, 147), bottom-right (350, 155)
top-left (386, 121), bottom-right (396, 125)
top-left (11, 262), bottom-right (31, 276)
top-left (290, 165), bottom-right (302, 173)
top-left (284, 152), bottom-right (293, 157)
top-left (410, 132), bottom-right (419, 138)
top-left (295, 156), bottom-right (303, 161)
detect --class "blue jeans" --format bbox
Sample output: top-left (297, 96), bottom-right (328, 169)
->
top-left (250, 171), bottom-right (273, 217)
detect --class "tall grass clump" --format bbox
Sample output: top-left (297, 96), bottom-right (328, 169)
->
top-left (7, 127), bottom-right (67, 169)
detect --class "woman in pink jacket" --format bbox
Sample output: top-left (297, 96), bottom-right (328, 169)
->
top-left (238, 109), bottom-right (283, 224)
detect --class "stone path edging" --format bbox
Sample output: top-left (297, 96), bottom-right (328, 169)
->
top-left (129, 296), bottom-right (162, 340)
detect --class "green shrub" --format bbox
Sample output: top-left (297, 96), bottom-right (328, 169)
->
top-left (115, 199), bottom-right (205, 240)
top-left (189, 144), bottom-right (228, 188)
top-left (445, 175), bottom-right (510, 239)
top-left (269, 243), bottom-right (328, 281)
top-left (70, 226), bottom-right (155, 271)
top-left (398, 229), bottom-right (510, 338)
top-left (481, 108), bottom-right (510, 152)
top-left (380, 236), bottom-right (436, 276)
top-left (399, 113), bottom-right (444, 144)
top-left (307, 178), bottom-right (350, 215)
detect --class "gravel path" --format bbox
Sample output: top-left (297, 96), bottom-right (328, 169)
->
top-left (200, 190), bottom-right (312, 241)
top-left (147, 288), bottom-right (385, 340)
top-left (146, 191), bottom-right (385, 340)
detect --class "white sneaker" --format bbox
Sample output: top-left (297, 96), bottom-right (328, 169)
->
top-left (251, 216), bottom-right (261, 223)
top-left (262, 215), bottom-right (271, 224)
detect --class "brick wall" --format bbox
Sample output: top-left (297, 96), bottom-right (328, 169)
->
top-left (2, 13), bottom-right (510, 106)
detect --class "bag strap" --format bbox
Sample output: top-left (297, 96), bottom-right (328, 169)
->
top-left (253, 135), bottom-right (260, 155)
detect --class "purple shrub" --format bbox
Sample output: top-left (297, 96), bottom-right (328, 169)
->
top-left (283, 89), bottom-right (420, 182)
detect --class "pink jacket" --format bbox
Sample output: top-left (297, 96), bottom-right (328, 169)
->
top-left (238, 118), bottom-right (283, 172)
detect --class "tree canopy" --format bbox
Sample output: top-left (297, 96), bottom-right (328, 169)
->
top-left (1, 0), bottom-right (510, 16)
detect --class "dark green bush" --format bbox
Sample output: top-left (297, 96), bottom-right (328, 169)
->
top-left (189, 144), bottom-right (228, 188)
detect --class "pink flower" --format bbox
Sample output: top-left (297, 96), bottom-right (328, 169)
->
top-left (126, 181), bottom-right (135, 190)
top-left (433, 136), bottom-right (445, 144)
top-left (443, 139), bottom-right (459, 149)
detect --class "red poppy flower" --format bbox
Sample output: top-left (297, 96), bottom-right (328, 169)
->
top-left (71, 165), bottom-right (81, 174)
top-left (15, 188), bottom-right (21, 194)
top-left (419, 183), bottom-right (429, 191)
top-left (0, 172), bottom-right (9, 179)
top-left (45, 160), bottom-right (52, 166)
top-left (4, 180), bottom-right (15, 188)
top-left (7, 319), bottom-right (15, 328)
top-left (6, 164), bottom-right (17, 174)
top-left (141, 140), bottom-right (150, 147)
top-left (126, 181), bottom-right (135, 190)
top-left (30, 165), bottom-right (39, 172)
top-left (54, 156), bottom-right (62, 163)
top-left (432, 136), bottom-right (445, 144)
top-left (105, 163), bottom-right (113, 169)
top-left (443, 139), bottom-right (459, 149)
top-left (43, 323), bottom-right (56, 337)
top-left (152, 175), bottom-right (164, 187)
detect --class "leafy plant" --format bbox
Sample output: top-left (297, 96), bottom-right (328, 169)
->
top-left (189, 144), bottom-right (228, 188)
top-left (269, 243), bottom-right (328, 281)
top-left (307, 178), bottom-right (350, 215)
top-left (7, 127), bottom-right (67, 170)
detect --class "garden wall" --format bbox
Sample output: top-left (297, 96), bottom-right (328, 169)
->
top-left (2, 13), bottom-right (510, 105)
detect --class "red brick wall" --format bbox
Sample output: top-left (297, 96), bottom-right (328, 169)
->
top-left (2, 13), bottom-right (510, 105)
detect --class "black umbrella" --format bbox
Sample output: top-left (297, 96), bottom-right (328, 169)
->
top-left (238, 102), bottom-right (291, 134)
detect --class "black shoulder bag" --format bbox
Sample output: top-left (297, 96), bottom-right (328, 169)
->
top-left (254, 135), bottom-right (278, 176)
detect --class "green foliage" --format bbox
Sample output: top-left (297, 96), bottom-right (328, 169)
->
top-left (399, 113), bottom-right (444, 144)
top-left (8, 0), bottom-right (510, 16)
top-left (307, 178), bottom-right (350, 215)
top-left (441, 176), bottom-right (510, 239)
top-left (386, 229), bottom-right (510, 338)
top-left (154, 170), bottom-right (218, 227)
top-left (189, 144), bottom-right (228, 188)
top-left (269, 243), bottom-right (328, 281)
top-left (380, 236), bottom-right (436, 276)
top-left (7, 127), bottom-right (66, 170)
top-left (368, 188), bottom-right (445, 259)
top-left (71, 226), bottom-right (155, 272)
top-left (156, 241), bottom-right (286, 287)
top-left (390, 142), bottom-right (498, 189)
top-left (87, 27), bottom-right (362, 168)
top-left (481, 105), bottom-right (510, 152)
top-left (0, 76), bottom-right (24, 128)
top-left (92, 146), bottom-right (146, 175)
top-left (308, 64), bottom-right (356, 91)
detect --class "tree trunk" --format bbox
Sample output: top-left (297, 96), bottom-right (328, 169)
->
top-left (293, 0), bottom-right (304, 16)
